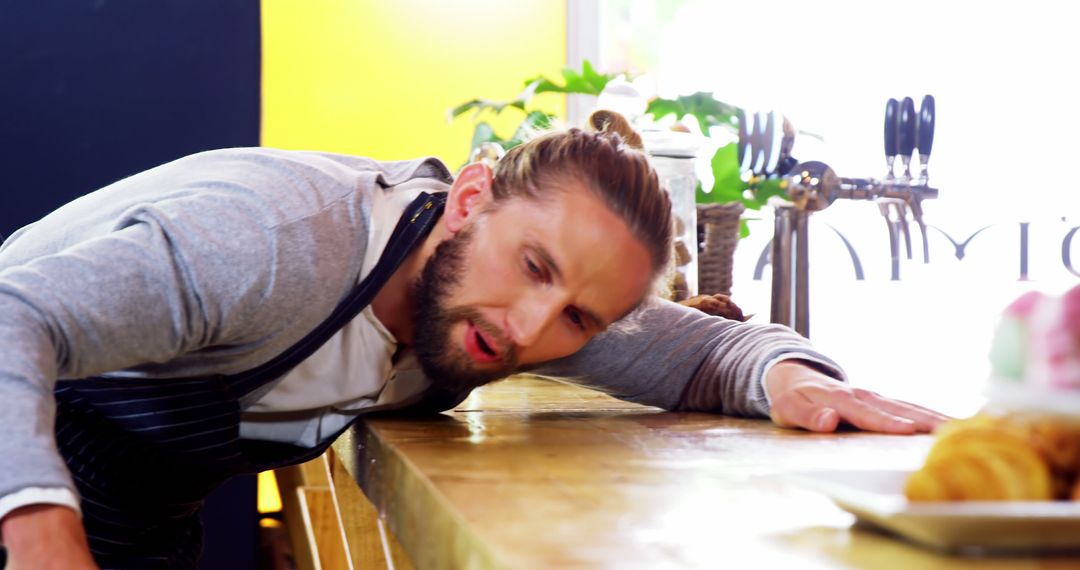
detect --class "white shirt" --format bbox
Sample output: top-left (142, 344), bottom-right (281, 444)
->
top-left (240, 178), bottom-right (440, 447)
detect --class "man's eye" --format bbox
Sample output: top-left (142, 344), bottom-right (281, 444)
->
top-left (566, 308), bottom-right (585, 330)
top-left (526, 257), bottom-right (542, 277)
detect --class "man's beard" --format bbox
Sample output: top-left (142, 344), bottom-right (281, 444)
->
top-left (411, 227), bottom-right (519, 394)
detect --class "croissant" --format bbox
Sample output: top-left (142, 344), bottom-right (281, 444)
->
top-left (1017, 415), bottom-right (1080, 475)
top-left (905, 416), bottom-right (1055, 501)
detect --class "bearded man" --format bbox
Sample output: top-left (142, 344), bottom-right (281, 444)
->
top-left (0, 115), bottom-right (944, 568)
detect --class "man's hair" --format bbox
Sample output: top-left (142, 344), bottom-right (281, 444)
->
top-left (488, 110), bottom-right (673, 291)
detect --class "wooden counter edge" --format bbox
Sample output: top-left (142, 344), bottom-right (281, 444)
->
top-left (330, 421), bottom-right (508, 570)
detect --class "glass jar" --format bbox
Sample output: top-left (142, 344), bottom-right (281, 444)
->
top-left (642, 129), bottom-right (702, 301)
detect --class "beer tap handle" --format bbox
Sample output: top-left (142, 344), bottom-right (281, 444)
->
top-left (898, 97), bottom-right (916, 182)
top-left (880, 98), bottom-right (906, 263)
top-left (884, 98), bottom-right (899, 180)
top-left (917, 95), bottom-right (935, 185)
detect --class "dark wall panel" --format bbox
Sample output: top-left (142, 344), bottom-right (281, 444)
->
top-left (0, 0), bottom-right (261, 238)
top-left (0, 2), bottom-right (262, 568)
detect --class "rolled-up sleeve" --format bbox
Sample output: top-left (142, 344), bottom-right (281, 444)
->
top-left (530, 299), bottom-right (846, 417)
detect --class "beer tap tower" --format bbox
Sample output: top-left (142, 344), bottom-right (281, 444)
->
top-left (751, 96), bottom-right (938, 337)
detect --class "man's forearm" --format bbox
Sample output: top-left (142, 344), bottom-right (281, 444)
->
top-left (676, 348), bottom-right (847, 416)
top-left (2, 504), bottom-right (97, 569)
top-left (531, 298), bottom-right (846, 416)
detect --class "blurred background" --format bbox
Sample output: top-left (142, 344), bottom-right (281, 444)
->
top-left (2, 0), bottom-right (1078, 568)
top-left (591, 0), bottom-right (1080, 420)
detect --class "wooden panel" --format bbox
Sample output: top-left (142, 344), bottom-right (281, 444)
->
top-left (277, 455), bottom-right (350, 570)
top-left (330, 452), bottom-right (415, 570)
top-left (298, 487), bottom-right (351, 570)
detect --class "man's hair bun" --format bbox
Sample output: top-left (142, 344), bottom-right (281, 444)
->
top-left (587, 110), bottom-right (644, 150)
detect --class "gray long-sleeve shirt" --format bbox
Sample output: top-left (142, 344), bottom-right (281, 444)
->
top-left (0, 147), bottom-right (843, 519)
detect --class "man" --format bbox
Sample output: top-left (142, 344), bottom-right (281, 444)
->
top-left (0, 120), bottom-right (944, 568)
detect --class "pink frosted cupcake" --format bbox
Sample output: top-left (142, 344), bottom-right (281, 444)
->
top-left (905, 286), bottom-right (1080, 503)
top-left (987, 284), bottom-right (1080, 416)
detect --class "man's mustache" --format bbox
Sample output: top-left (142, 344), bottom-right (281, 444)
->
top-left (443, 306), bottom-right (518, 369)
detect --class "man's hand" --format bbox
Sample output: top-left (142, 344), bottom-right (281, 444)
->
top-left (2, 504), bottom-right (98, 569)
top-left (764, 360), bottom-right (949, 434)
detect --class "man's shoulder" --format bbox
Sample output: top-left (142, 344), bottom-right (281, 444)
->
top-left (120, 148), bottom-right (450, 228)
top-left (184, 147), bottom-right (453, 188)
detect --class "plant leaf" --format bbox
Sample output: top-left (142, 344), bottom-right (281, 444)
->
top-left (469, 122), bottom-right (500, 152)
top-left (449, 97), bottom-right (526, 122)
top-left (645, 98), bottom-right (684, 121)
top-left (753, 177), bottom-right (788, 205)
top-left (530, 59), bottom-right (618, 95)
top-left (508, 111), bottom-right (554, 146)
top-left (449, 99), bottom-right (483, 120)
top-left (647, 92), bottom-right (741, 132)
top-left (697, 143), bottom-right (744, 205)
top-left (581, 59), bottom-right (610, 92)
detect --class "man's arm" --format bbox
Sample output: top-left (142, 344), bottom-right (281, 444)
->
top-left (532, 298), bottom-right (946, 433)
top-left (0, 210), bottom-right (285, 506)
top-left (0, 195), bottom-right (358, 560)
top-left (0, 221), bottom-right (226, 564)
top-left (531, 298), bottom-right (842, 416)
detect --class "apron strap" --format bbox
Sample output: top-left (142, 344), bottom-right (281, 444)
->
top-left (225, 191), bottom-right (447, 398)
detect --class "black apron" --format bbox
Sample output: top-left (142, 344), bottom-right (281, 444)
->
top-left (52, 191), bottom-right (463, 568)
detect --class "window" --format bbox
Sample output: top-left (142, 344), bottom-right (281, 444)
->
top-left (588, 0), bottom-right (1080, 414)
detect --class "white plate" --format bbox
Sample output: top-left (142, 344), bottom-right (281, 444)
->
top-left (785, 469), bottom-right (1080, 554)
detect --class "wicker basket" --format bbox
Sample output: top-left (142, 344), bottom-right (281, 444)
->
top-left (696, 202), bottom-right (745, 296)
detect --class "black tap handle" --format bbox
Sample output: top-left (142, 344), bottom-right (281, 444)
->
top-left (917, 95), bottom-right (935, 156)
top-left (884, 98), bottom-right (899, 158)
top-left (898, 97), bottom-right (916, 157)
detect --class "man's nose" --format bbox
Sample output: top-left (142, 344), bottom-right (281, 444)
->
top-left (507, 293), bottom-right (563, 348)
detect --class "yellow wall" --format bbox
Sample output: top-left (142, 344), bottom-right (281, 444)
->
top-left (261, 0), bottom-right (567, 169)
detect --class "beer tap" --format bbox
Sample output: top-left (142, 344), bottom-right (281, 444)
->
top-left (879, 99), bottom-right (911, 268)
top-left (897, 98), bottom-right (918, 261)
top-left (910, 94), bottom-right (935, 262)
top-left (897, 97), bottom-right (917, 183)
top-left (917, 94), bottom-right (935, 184)
top-left (883, 98), bottom-right (899, 182)
top-left (756, 96), bottom-right (940, 337)
top-left (782, 159), bottom-right (940, 216)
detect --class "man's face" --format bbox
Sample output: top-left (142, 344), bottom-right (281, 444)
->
top-left (412, 184), bottom-right (653, 392)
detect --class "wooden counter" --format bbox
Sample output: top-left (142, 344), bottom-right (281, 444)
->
top-left (291, 376), bottom-right (1079, 569)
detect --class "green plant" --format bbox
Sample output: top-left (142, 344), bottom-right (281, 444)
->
top-left (448, 60), bottom-right (620, 156)
top-left (449, 64), bottom-right (788, 237)
top-left (648, 92), bottom-right (786, 237)
top-left (645, 91), bottom-right (740, 132)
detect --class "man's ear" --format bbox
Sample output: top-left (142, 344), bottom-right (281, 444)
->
top-left (443, 162), bottom-right (494, 234)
